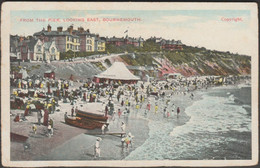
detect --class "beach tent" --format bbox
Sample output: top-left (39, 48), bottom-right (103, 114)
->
top-left (94, 62), bottom-right (140, 84)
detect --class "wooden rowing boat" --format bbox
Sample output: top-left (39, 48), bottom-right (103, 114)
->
top-left (76, 110), bottom-right (108, 121)
top-left (65, 116), bottom-right (108, 130)
top-left (11, 132), bottom-right (28, 143)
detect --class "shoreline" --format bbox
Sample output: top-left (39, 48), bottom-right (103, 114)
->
top-left (124, 88), bottom-right (203, 160)
top-left (10, 80), bottom-right (250, 161)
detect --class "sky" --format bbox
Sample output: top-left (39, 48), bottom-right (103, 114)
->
top-left (11, 10), bottom-right (254, 56)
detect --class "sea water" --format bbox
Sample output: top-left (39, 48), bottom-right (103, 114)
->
top-left (125, 85), bottom-right (251, 160)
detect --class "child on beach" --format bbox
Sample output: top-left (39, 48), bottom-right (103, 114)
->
top-left (167, 111), bottom-right (170, 118)
top-left (155, 103), bottom-right (158, 114)
top-left (101, 124), bottom-right (107, 134)
top-left (177, 107), bottom-right (180, 118)
top-left (32, 124), bottom-right (37, 134)
top-left (118, 109), bottom-right (122, 118)
top-left (121, 99), bottom-right (124, 106)
top-left (144, 109), bottom-right (148, 117)
top-left (136, 103), bottom-right (140, 112)
top-left (47, 124), bottom-right (52, 137)
top-left (163, 107), bottom-right (167, 118)
top-left (94, 137), bottom-right (102, 158)
top-left (147, 101), bottom-right (151, 111)
top-left (121, 121), bottom-right (126, 132)
top-left (71, 106), bottom-right (74, 117)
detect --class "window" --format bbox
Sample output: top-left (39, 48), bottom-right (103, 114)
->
top-left (22, 46), bottom-right (27, 53)
top-left (37, 45), bottom-right (41, 52)
top-left (67, 44), bottom-right (69, 49)
top-left (51, 47), bottom-right (55, 54)
top-left (67, 37), bottom-right (69, 41)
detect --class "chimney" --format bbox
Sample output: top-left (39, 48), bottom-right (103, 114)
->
top-left (47, 24), bottom-right (52, 32)
top-left (68, 25), bottom-right (73, 34)
top-left (80, 27), bottom-right (84, 33)
top-left (57, 26), bottom-right (63, 32)
top-left (86, 29), bottom-right (90, 33)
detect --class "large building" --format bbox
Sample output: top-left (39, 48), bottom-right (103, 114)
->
top-left (10, 35), bottom-right (60, 62)
top-left (160, 39), bottom-right (183, 50)
top-left (73, 27), bottom-right (105, 52)
top-left (146, 36), bottom-right (183, 50)
top-left (95, 35), bottom-right (106, 52)
top-left (106, 35), bottom-right (144, 47)
top-left (33, 25), bottom-right (80, 53)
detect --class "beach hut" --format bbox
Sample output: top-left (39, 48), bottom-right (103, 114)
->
top-left (44, 70), bottom-right (55, 80)
top-left (165, 73), bottom-right (183, 80)
top-left (93, 62), bottom-right (140, 84)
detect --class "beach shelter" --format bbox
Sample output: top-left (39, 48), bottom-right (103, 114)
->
top-left (94, 62), bottom-right (140, 84)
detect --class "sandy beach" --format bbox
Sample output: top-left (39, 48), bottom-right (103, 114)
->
top-left (10, 80), bottom-right (201, 161)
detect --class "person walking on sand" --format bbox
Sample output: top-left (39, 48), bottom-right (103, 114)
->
top-left (111, 111), bottom-right (116, 121)
top-left (177, 107), bottom-right (180, 118)
top-left (136, 102), bottom-right (140, 112)
top-left (121, 121), bottom-right (126, 133)
top-left (49, 118), bottom-right (54, 136)
top-left (32, 124), bottom-right (37, 134)
top-left (167, 110), bottom-right (170, 118)
top-left (75, 106), bottom-right (78, 115)
top-left (64, 112), bottom-right (68, 119)
top-left (101, 124), bottom-right (107, 134)
top-left (94, 137), bottom-right (102, 158)
top-left (190, 93), bottom-right (194, 100)
top-left (154, 102), bottom-right (158, 114)
top-left (71, 106), bottom-right (74, 117)
top-left (118, 109), bottom-right (122, 118)
top-left (47, 124), bottom-right (52, 137)
top-left (147, 101), bottom-right (151, 111)
top-left (43, 108), bottom-right (49, 126)
top-left (105, 105), bottom-right (108, 117)
top-left (37, 109), bottom-right (42, 125)
top-left (121, 98), bottom-right (124, 107)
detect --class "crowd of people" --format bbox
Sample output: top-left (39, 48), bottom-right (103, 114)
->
top-left (10, 70), bottom-right (249, 157)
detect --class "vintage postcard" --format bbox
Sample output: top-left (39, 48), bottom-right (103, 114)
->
top-left (1, 2), bottom-right (258, 167)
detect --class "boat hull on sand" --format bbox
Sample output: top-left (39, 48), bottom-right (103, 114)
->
top-left (65, 116), bottom-right (108, 130)
top-left (76, 110), bottom-right (108, 121)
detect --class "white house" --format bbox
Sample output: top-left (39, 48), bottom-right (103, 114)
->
top-left (43, 41), bottom-right (60, 61)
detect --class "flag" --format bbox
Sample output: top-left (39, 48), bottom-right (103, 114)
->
top-left (124, 30), bottom-right (128, 33)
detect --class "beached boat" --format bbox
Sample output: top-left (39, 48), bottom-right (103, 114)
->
top-left (11, 132), bottom-right (28, 143)
top-left (65, 116), bottom-right (108, 130)
top-left (76, 110), bottom-right (108, 121)
top-left (65, 102), bottom-right (109, 129)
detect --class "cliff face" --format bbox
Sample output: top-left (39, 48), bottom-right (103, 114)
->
top-left (12, 46), bottom-right (251, 80)
top-left (119, 47), bottom-right (251, 77)
top-left (163, 51), bottom-right (251, 76)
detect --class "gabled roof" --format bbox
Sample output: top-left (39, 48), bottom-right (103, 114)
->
top-left (95, 62), bottom-right (140, 80)
top-left (107, 37), bottom-right (125, 42)
top-left (27, 38), bottom-right (38, 51)
top-left (44, 41), bottom-right (52, 50)
top-left (33, 30), bottom-right (79, 38)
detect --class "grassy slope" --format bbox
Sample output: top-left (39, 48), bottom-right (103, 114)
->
top-left (110, 44), bottom-right (251, 76)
